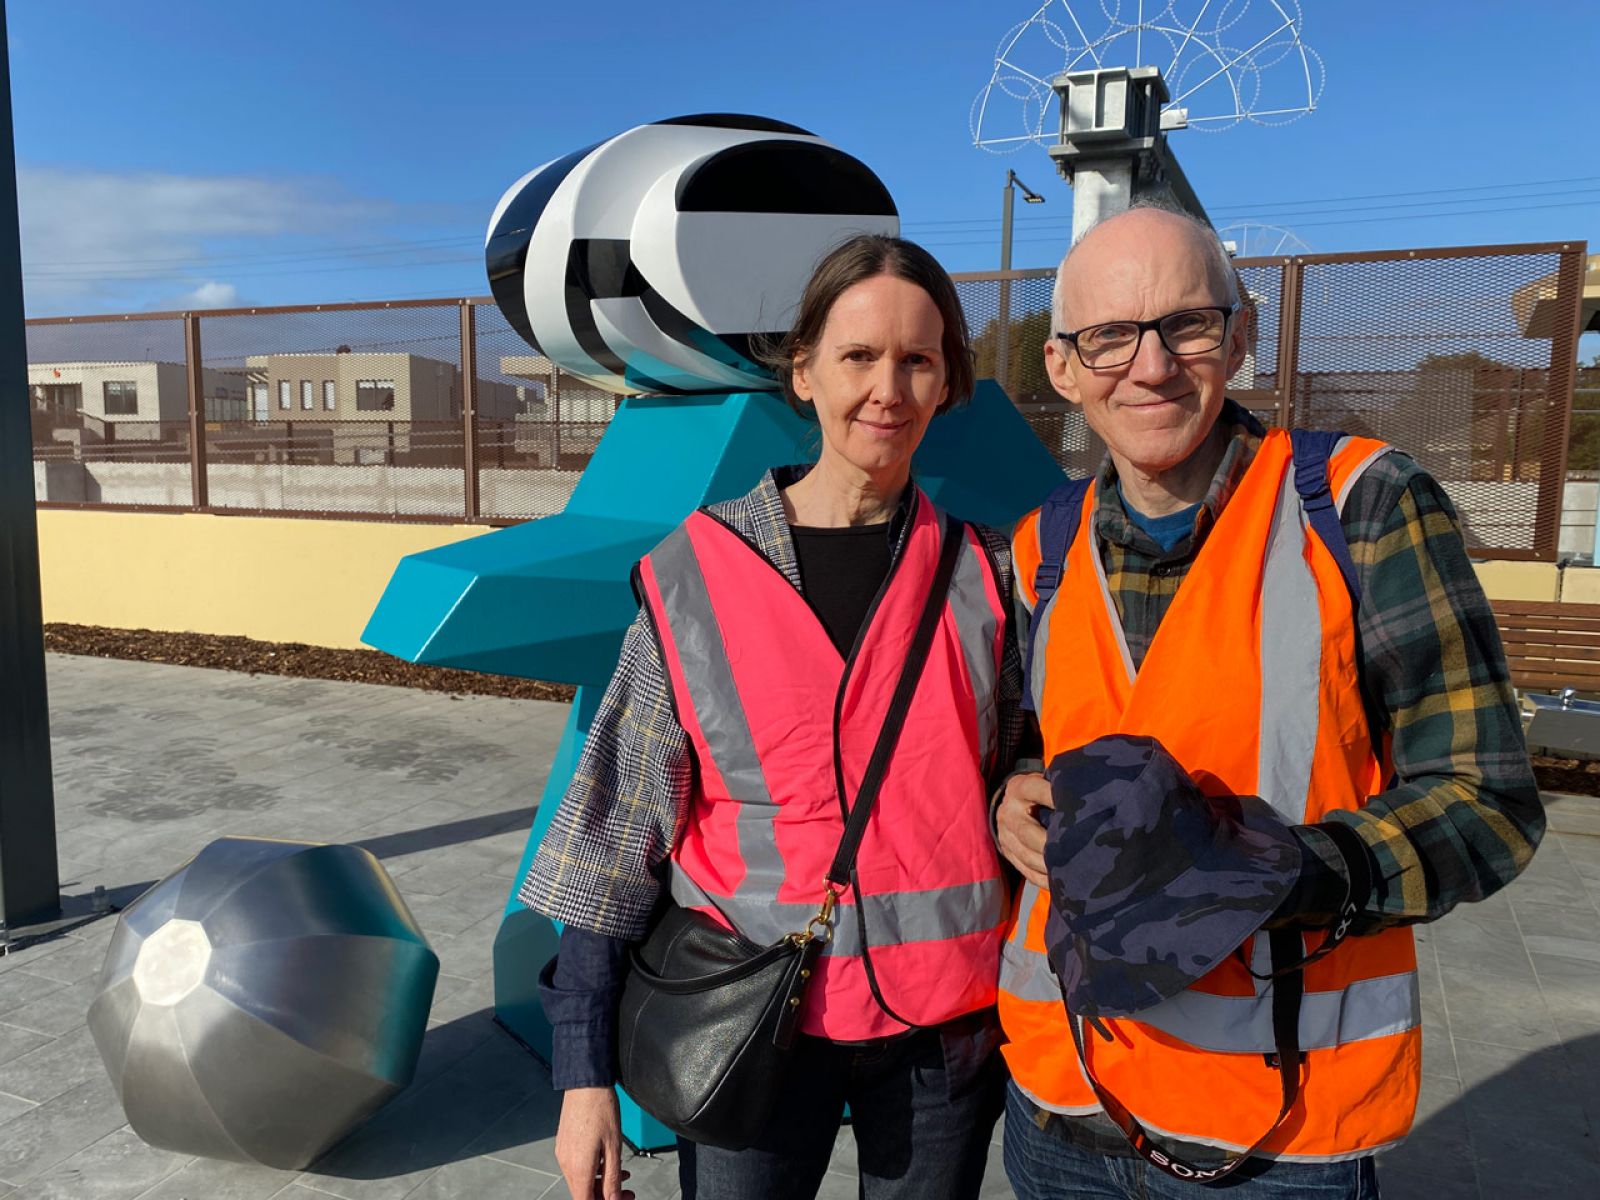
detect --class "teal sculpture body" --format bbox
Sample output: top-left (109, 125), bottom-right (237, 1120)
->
top-left (363, 380), bottom-right (1064, 1149)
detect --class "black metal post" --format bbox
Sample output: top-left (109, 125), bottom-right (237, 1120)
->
top-left (996, 170), bottom-right (1045, 397)
top-left (997, 174), bottom-right (1015, 391)
top-left (0, 2), bottom-right (62, 933)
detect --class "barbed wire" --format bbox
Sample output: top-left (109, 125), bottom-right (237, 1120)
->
top-left (971, 1), bottom-right (1323, 151)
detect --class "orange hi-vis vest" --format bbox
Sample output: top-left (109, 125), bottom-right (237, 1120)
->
top-left (635, 490), bottom-right (1011, 1041)
top-left (999, 430), bottom-right (1421, 1161)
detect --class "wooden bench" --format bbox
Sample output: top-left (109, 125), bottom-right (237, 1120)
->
top-left (1492, 599), bottom-right (1600, 696)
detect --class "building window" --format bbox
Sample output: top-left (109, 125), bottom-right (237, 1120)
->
top-left (103, 380), bottom-right (138, 415)
top-left (253, 384), bottom-right (268, 420)
top-left (322, 379), bottom-right (336, 411)
top-left (208, 387), bottom-right (247, 422)
top-left (300, 380), bottom-right (313, 411)
top-left (278, 380), bottom-right (291, 410)
top-left (356, 379), bottom-right (396, 412)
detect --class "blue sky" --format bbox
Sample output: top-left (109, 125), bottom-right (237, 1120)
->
top-left (7, 1), bottom-right (1597, 317)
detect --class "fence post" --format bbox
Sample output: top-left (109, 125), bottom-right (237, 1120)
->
top-left (1275, 258), bottom-right (1304, 429)
top-left (552, 365), bottom-right (562, 469)
top-left (1533, 243), bottom-right (1586, 561)
top-left (184, 313), bottom-right (208, 508)
top-left (460, 301), bottom-right (479, 521)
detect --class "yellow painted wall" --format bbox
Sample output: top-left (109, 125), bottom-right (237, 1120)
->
top-left (37, 509), bottom-right (493, 650)
top-left (1473, 563), bottom-right (1600, 605)
top-left (1474, 560), bottom-right (1561, 602)
top-left (35, 507), bottom-right (1600, 654)
top-left (1557, 567), bottom-right (1600, 604)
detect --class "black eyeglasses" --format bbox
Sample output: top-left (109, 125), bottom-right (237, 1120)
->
top-left (1055, 304), bottom-right (1240, 369)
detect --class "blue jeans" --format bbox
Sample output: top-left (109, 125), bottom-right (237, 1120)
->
top-left (1002, 1082), bottom-right (1381, 1199)
top-left (677, 1025), bottom-right (1005, 1200)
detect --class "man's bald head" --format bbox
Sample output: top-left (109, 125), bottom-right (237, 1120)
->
top-left (1051, 203), bottom-right (1240, 336)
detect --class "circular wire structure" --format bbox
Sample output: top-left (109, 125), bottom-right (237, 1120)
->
top-left (971, 1), bottom-right (1324, 152)
top-left (1218, 221), bottom-right (1312, 257)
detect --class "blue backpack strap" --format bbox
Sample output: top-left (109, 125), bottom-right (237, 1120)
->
top-left (1290, 428), bottom-right (1360, 607)
top-left (1022, 477), bottom-right (1093, 712)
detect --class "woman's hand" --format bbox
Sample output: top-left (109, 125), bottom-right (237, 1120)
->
top-left (996, 772), bottom-right (1055, 889)
top-left (555, 1086), bottom-right (633, 1200)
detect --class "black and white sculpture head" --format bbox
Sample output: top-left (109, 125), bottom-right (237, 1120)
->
top-left (485, 114), bottom-right (899, 397)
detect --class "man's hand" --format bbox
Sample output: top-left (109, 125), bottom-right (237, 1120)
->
top-left (555, 1086), bottom-right (634, 1200)
top-left (996, 771), bottom-right (1056, 889)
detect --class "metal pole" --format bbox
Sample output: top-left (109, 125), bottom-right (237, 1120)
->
top-left (997, 172), bottom-right (1015, 392)
top-left (551, 365), bottom-right (562, 469)
top-left (184, 314), bottom-right (208, 509)
top-left (459, 302), bottom-right (479, 521)
top-left (0, 1), bottom-right (62, 932)
top-left (1276, 258), bottom-right (1305, 430)
top-left (1534, 244), bottom-right (1585, 561)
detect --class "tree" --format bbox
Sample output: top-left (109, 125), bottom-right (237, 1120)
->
top-left (971, 306), bottom-right (1055, 403)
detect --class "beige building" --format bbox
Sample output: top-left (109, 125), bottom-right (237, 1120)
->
top-left (499, 354), bottom-right (619, 466)
top-left (30, 360), bottom-right (250, 428)
top-left (244, 351), bottom-right (521, 424)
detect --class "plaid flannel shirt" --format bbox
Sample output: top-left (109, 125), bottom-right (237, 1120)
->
top-left (518, 466), bottom-right (1028, 939)
top-left (1054, 400), bottom-right (1543, 928)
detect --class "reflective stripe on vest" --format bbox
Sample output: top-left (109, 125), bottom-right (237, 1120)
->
top-left (638, 489), bottom-right (1009, 1040)
top-left (999, 430), bottom-right (1421, 1160)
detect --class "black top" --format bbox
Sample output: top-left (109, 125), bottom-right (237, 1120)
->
top-left (791, 522), bottom-right (894, 657)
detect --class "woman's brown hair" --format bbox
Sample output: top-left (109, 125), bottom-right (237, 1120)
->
top-left (758, 234), bottom-right (974, 416)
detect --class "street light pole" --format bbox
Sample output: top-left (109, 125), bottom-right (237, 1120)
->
top-left (996, 169), bottom-right (1044, 395)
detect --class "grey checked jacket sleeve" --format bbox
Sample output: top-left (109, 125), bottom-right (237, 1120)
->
top-left (517, 609), bottom-right (692, 941)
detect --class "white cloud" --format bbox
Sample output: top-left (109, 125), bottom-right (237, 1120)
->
top-left (172, 280), bottom-right (240, 309)
top-left (17, 165), bottom-right (389, 312)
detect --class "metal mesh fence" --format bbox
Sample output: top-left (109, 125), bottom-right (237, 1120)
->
top-left (195, 303), bottom-right (467, 517)
top-left (959, 270), bottom-right (1111, 476)
top-left (1290, 247), bottom-right (1579, 557)
top-left (471, 301), bottom-right (614, 519)
top-left (1234, 261), bottom-right (1285, 405)
top-left (27, 317), bottom-right (193, 506)
top-left (24, 241), bottom-right (1583, 556)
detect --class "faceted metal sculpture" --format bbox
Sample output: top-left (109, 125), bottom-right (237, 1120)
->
top-left (87, 837), bottom-right (440, 1170)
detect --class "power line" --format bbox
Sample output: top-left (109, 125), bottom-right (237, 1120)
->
top-left (903, 185), bottom-right (1600, 240)
top-left (26, 173), bottom-right (1596, 276)
top-left (24, 233), bottom-right (480, 271)
top-left (899, 173), bottom-right (1600, 231)
top-left (24, 256), bottom-right (479, 283)
top-left (920, 197), bottom-right (1600, 250)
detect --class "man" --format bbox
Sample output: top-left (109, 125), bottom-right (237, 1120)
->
top-left (995, 203), bottom-right (1544, 1199)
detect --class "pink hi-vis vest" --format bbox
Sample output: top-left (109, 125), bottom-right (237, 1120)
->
top-left (635, 490), bottom-right (1011, 1040)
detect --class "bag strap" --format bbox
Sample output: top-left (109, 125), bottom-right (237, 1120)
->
top-left (823, 510), bottom-right (965, 889)
top-left (1022, 477), bottom-right (1093, 713)
top-left (1289, 428), bottom-right (1360, 608)
top-left (826, 510), bottom-right (967, 1027)
top-left (1061, 927), bottom-right (1308, 1184)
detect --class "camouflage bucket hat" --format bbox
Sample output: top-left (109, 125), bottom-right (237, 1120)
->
top-left (1041, 733), bottom-right (1302, 1019)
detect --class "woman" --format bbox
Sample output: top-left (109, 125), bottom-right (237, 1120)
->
top-left (518, 234), bottom-right (1027, 1200)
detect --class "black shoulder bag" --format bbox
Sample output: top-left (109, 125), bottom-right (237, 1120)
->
top-left (616, 513), bottom-right (965, 1151)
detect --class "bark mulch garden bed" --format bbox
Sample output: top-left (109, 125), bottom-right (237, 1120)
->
top-left (42, 623), bottom-right (1600, 797)
top-left (43, 623), bottom-right (575, 704)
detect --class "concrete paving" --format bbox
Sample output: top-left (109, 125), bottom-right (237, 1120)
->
top-left (0, 654), bottom-right (1596, 1199)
